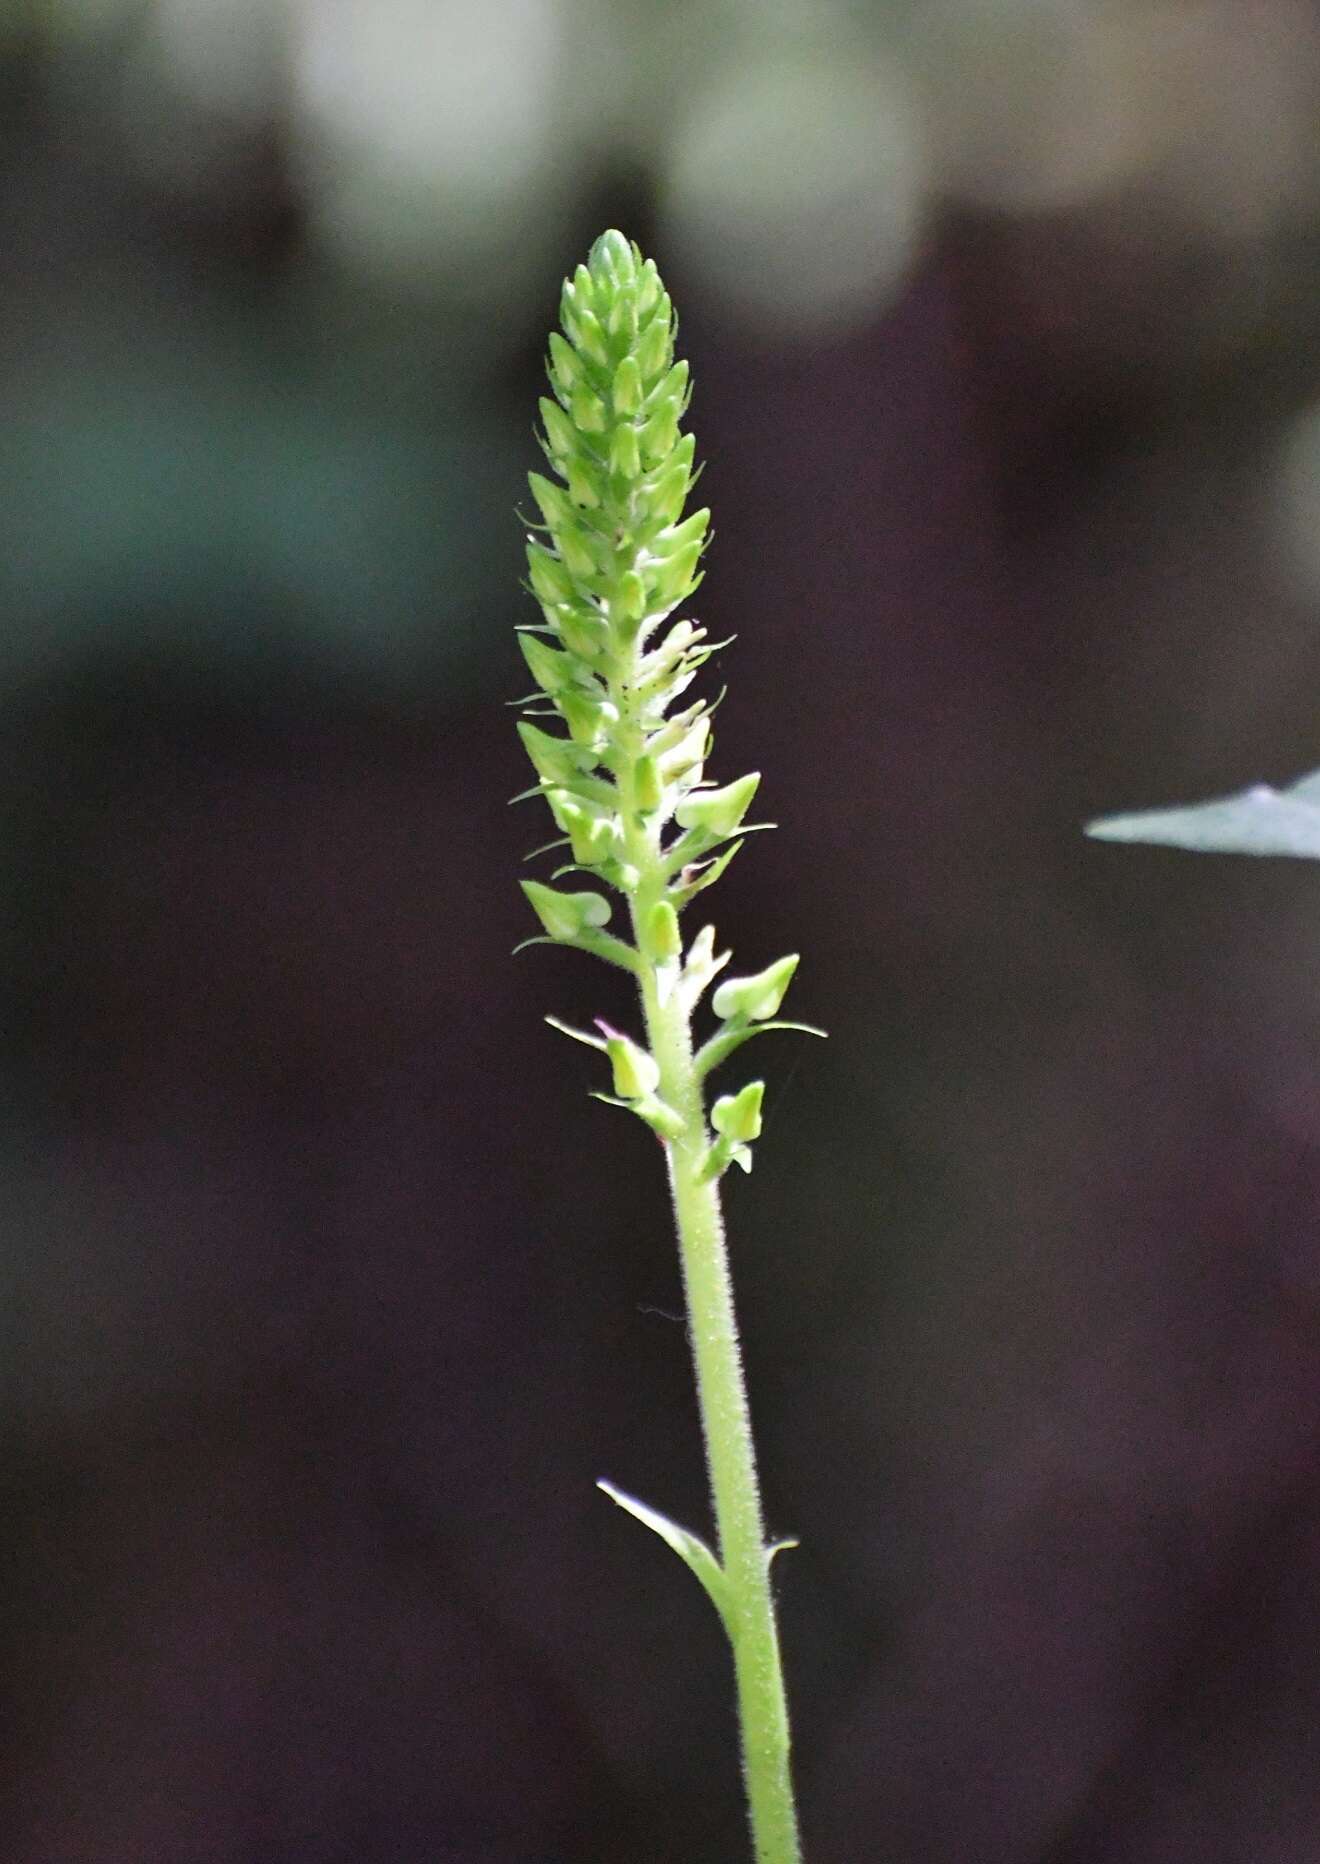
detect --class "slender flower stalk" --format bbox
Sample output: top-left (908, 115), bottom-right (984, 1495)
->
top-left (511, 230), bottom-right (822, 1864)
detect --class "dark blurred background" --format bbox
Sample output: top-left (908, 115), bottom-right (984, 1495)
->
top-left (6, 1), bottom-right (1320, 1858)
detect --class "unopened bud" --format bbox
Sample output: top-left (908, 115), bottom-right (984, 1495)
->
top-left (640, 404), bottom-right (680, 466)
top-left (674, 772), bottom-right (760, 839)
top-left (557, 526), bottom-right (598, 582)
top-left (559, 688), bottom-right (619, 748)
top-left (711, 1079), bottom-right (764, 1142)
top-left (539, 397), bottom-right (576, 461)
top-left (559, 282), bottom-right (580, 344)
top-left (573, 305), bottom-right (611, 369)
top-left (548, 793), bottom-right (618, 866)
top-left (656, 508), bottom-right (710, 555)
top-left (565, 459), bottom-right (602, 509)
top-left (521, 880), bottom-right (611, 941)
top-left (613, 356), bottom-right (643, 417)
top-left (589, 228), bottom-right (635, 285)
top-left (681, 924), bottom-right (730, 1006)
top-left (605, 1032), bottom-right (661, 1100)
top-left (634, 753), bottom-right (663, 812)
top-left (519, 632), bottom-right (576, 694)
top-left (635, 263), bottom-right (662, 319)
top-left (527, 544), bottom-right (575, 607)
top-left (615, 571), bottom-right (647, 628)
top-left (609, 423), bottom-right (641, 479)
top-left (527, 471), bottom-right (572, 534)
top-left (648, 538), bottom-right (702, 609)
top-left (659, 715), bottom-right (710, 785)
top-left (647, 433), bottom-right (696, 525)
top-left (555, 606), bottom-right (608, 658)
top-left (643, 900), bottom-right (682, 962)
top-left (636, 306), bottom-right (672, 381)
top-left (648, 359), bottom-right (689, 413)
top-left (517, 721), bottom-right (586, 786)
top-left (712, 955), bottom-right (799, 1023)
top-left (608, 293), bottom-right (638, 343)
top-left (571, 385), bottom-right (607, 434)
top-left (547, 331), bottom-right (581, 397)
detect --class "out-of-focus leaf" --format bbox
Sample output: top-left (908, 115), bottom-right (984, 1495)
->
top-left (1086, 771), bottom-right (1320, 860)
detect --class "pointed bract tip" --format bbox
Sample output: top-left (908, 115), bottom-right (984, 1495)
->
top-left (589, 229), bottom-right (636, 282)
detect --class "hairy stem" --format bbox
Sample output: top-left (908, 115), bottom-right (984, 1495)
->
top-left (615, 676), bottom-right (802, 1864)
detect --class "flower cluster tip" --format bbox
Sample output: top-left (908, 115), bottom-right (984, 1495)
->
top-left (515, 231), bottom-right (822, 1177)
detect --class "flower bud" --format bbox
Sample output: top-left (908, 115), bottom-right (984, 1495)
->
top-left (712, 955), bottom-right (799, 1023)
top-left (609, 423), bottom-right (641, 480)
top-left (527, 471), bottom-right (573, 534)
top-left (656, 508), bottom-right (710, 556)
top-left (539, 397), bottom-right (576, 461)
top-left (608, 292), bottom-right (638, 344)
top-left (521, 880), bottom-right (611, 941)
top-left (605, 1032), bottom-right (661, 1100)
top-left (646, 433), bottom-right (696, 526)
top-left (647, 359), bottom-right (689, 414)
top-left (636, 306), bottom-right (672, 382)
top-left (640, 405), bottom-right (680, 466)
top-left (711, 1080), bottom-right (764, 1142)
top-left (614, 571), bottom-right (647, 628)
top-left (612, 356), bottom-right (643, 417)
top-left (519, 632), bottom-right (577, 694)
top-left (635, 262), bottom-right (662, 319)
top-left (674, 772), bottom-right (760, 839)
top-left (582, 818), bottom-right (620, 863)
top-left (659, 713), bottom-right (710, 782)
top-left (634, 753), bottom-right (663, 812)
top-left (557, 526), bottom-right (599, 583)
top-left (527, 544), bottom-right (575, 607)
top-left (547, 331), bottom-right (581, 398)
top-left (648, 538), bottom-right (702, 609)
top-left (565, 459), bottom-right (603, 509)
top-left (589, 228), bottom-right (635, 285)
top-left (652, 701), bottom-right (709, 761)
top-left (642, 900), bottom-right (682, 962)
top-left (559, 282), bottom-right (581, 343)
top-left (559, 688), bottom-right (619, 748)
top-left (548, 793), bottom-right (618, 866)
top-left (573, 305), bottom-right (611, 369)
top-left (680, 924), bottom-right (730, 1009)
top-left (555, 606), bottom-right (608, 658)
top-left (571, 385), bottom-right (607, 434)
top-left (517, 720), bottom-right (587, 786)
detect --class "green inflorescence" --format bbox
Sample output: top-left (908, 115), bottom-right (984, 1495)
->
top-left (513, 228), bottom-right (820, 1176)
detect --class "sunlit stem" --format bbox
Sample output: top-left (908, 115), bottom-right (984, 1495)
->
top-left (611, 628), bottom-right (802, 1864)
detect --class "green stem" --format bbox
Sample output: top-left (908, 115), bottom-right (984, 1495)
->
top-left (614, 675), bottom-right (802, 1864)
top-left (650, 979), bottom-right (802, 1864)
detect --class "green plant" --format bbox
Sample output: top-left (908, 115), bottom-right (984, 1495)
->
top-left (511, 230), bottom-right (823, 1864)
